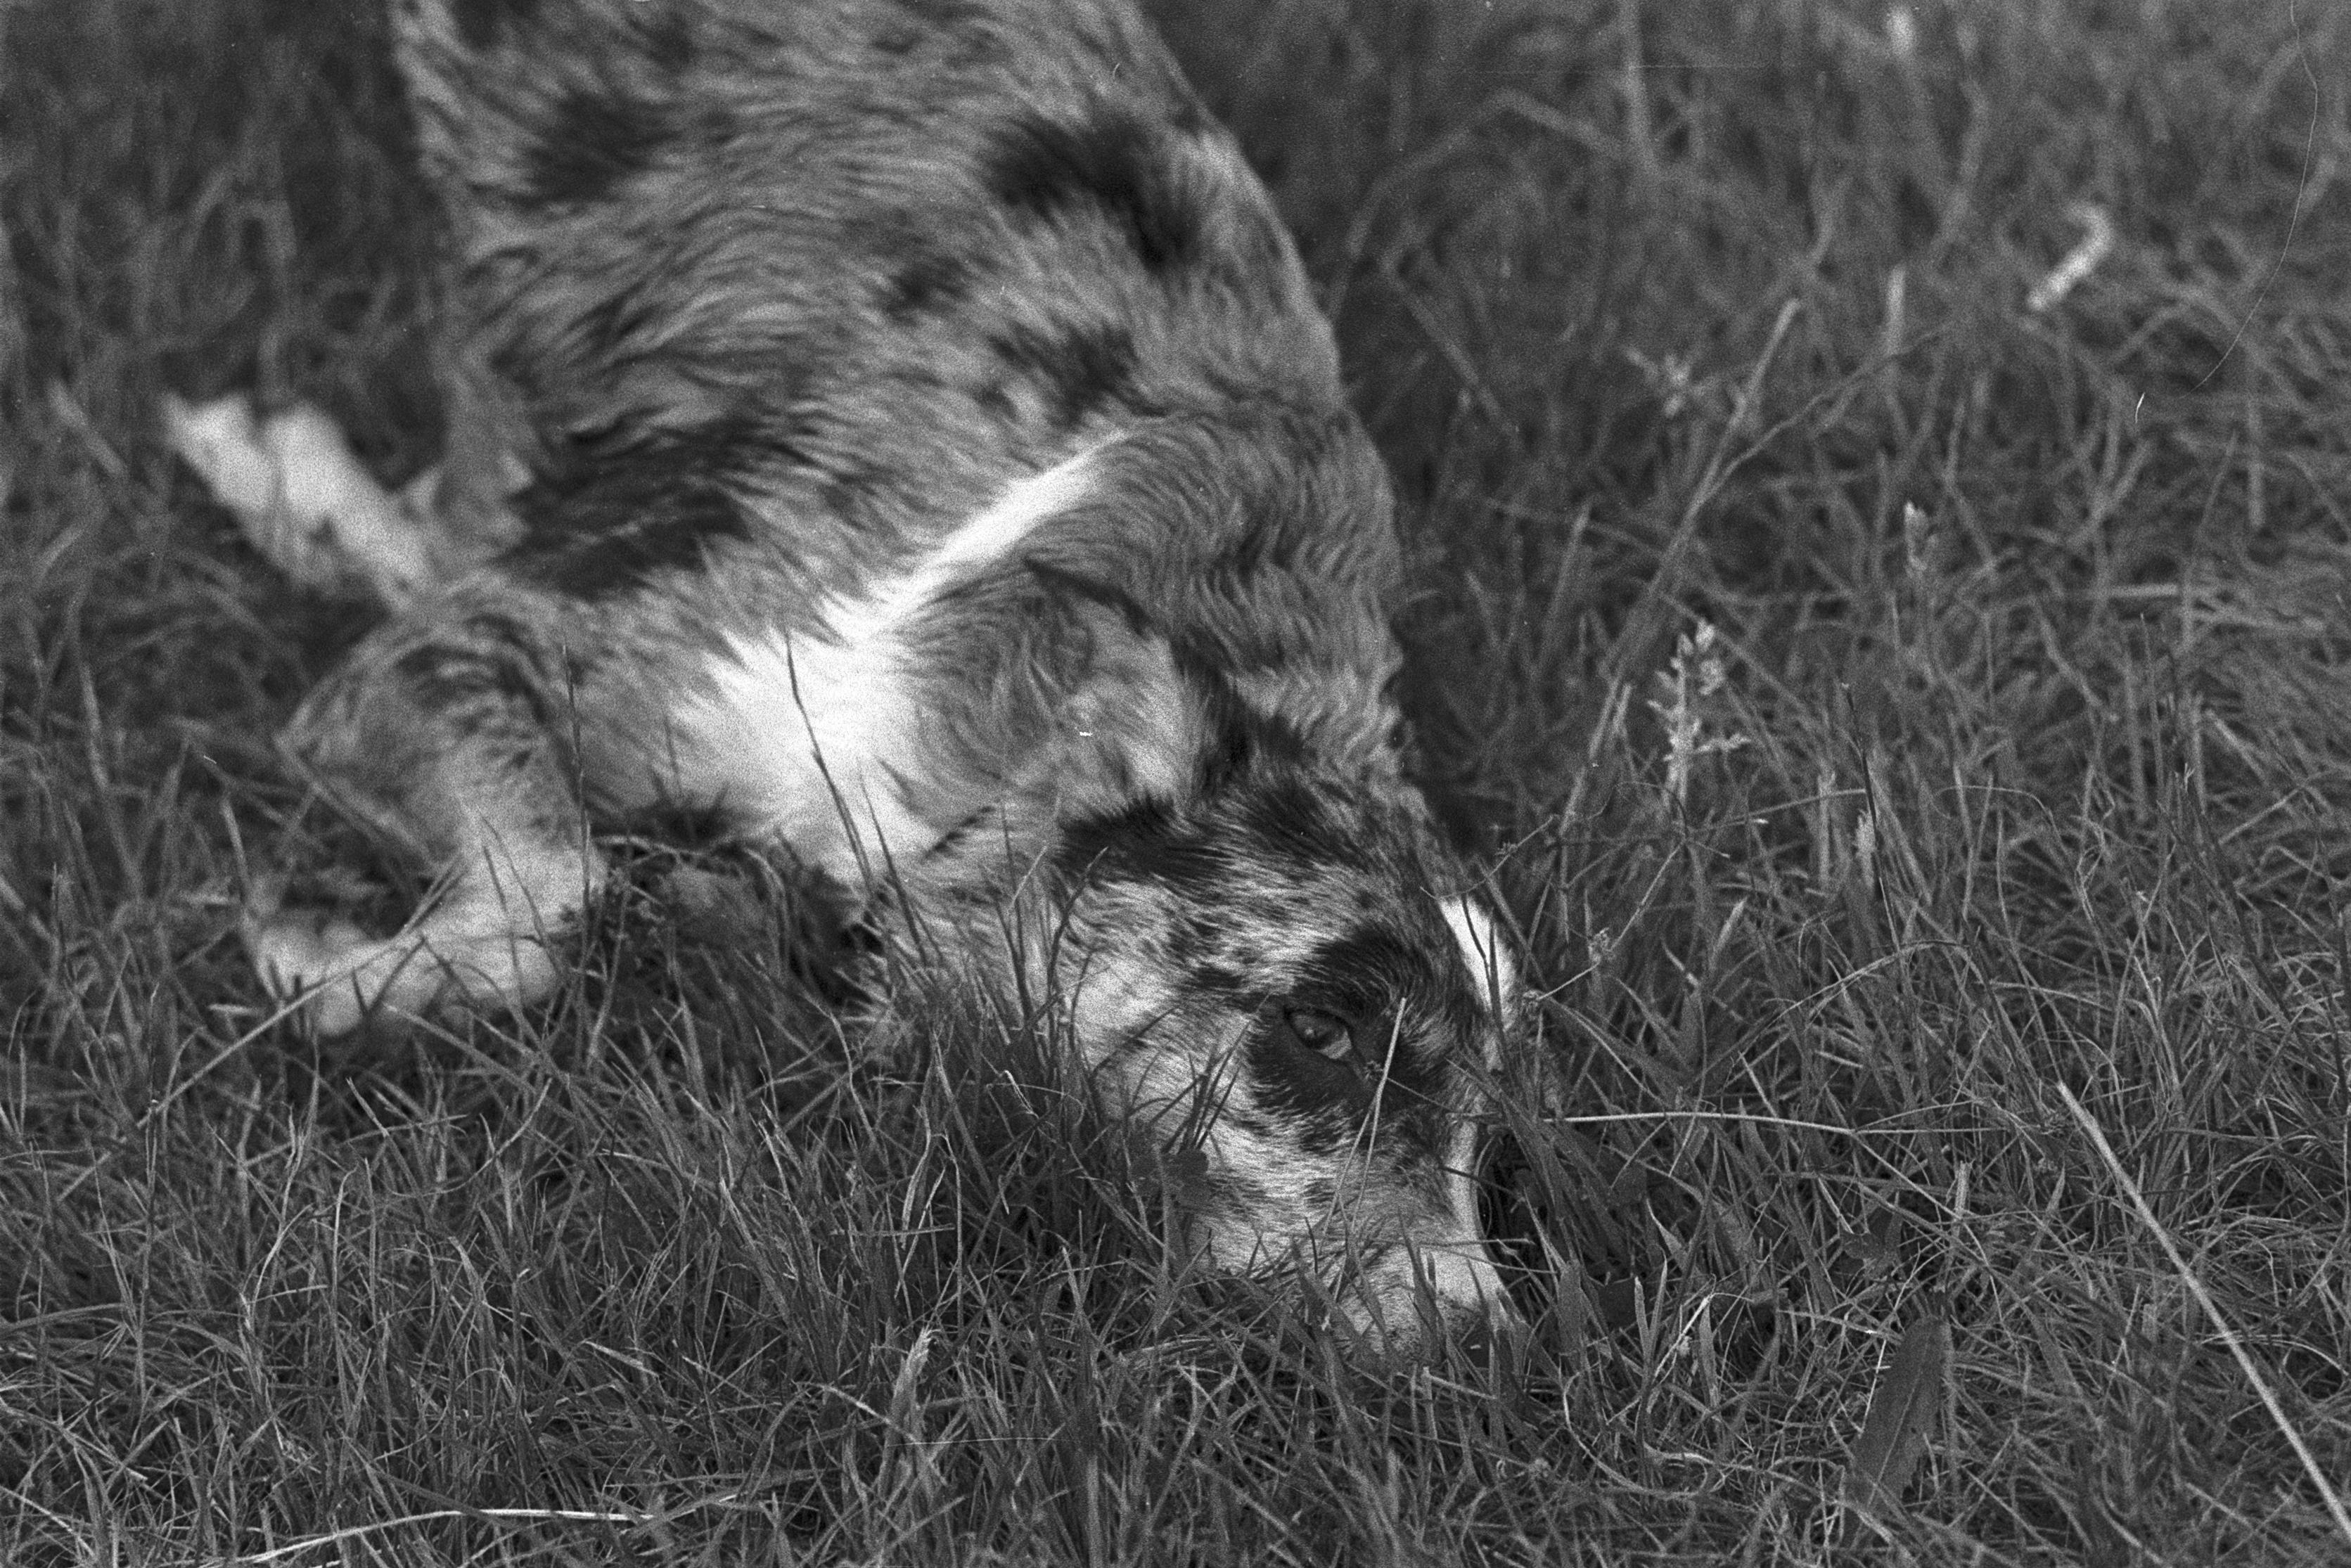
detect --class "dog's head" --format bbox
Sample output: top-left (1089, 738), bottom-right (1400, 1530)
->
top-left (993, 700), bottom-right (1524, 1357)
top-left (878, 416), bottom-right (1525, 1356)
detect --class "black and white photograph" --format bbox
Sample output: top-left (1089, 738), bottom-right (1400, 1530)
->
top-left (3, 0), bottom-right (2346, 1560)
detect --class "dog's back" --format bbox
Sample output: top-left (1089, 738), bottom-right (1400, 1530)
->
top-left (396, 0), bottom-right (1345, 560)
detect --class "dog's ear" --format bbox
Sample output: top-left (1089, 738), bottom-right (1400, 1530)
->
top-left (1041, 615), bottom-right (1350, 820)
top-left (893, 584), bottom-right (1196, 844)
top-left (1047, 619), bottom-right (1214, 818)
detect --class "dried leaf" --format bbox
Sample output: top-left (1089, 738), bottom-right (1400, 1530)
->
top-left (1844, 1313), bottom-right (1949, 1519)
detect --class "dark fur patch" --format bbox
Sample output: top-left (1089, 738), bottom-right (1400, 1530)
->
top-left (503, 418), bottom-right (776, 600)
top-left (450, 0), bottom-right (539, 50)
top-left (1246, 1011), bottom-right (1375, 1137)
top-left (981, 110), bottom-right (1203, 274)
top-left (639, 9), bottom-right (695, 73)
top-left (1172, 920), bottom-right (1474, 1157)
top-left (880, 249), bottom-right (970, 321)
top-left (1235, 776), bottom-right (1354, 869)
top-left (989, 322), bottom-right (1139, 427)
top-left (1054, 795), bottom-right (1225, 898)
top-left (1185, 960), bottom-right (1247, 996)
top-left (1304, 926), bottom-right (1478, 1043)
top-left (1192, 694), bottom-right (1309, 796)
top-left (524, 85), bottom-right (673, 207)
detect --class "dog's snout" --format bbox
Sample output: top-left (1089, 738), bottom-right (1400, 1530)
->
top-left (1331, 1235), bottom-right (1529, 1364)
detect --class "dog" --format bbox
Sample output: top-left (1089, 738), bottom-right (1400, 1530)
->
top-left (165, 0), bottom-right (1524, 1358)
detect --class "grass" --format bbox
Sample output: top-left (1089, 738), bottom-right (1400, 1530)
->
top-left (5, 0), bottom-right (2350, 1561)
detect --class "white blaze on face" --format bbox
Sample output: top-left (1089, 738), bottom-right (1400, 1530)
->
top-left (1439, 893), bottom-right (1518, 1048)
top-left (671, 445), bottom-right (1106, 885)
top-left (1423, 892), bottom-right (1521, 1335)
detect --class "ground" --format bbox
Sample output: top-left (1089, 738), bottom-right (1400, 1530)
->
top-left (4, 0), bottom-right (2350, 1562)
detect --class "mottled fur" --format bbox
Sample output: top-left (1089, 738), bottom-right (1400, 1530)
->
top-left (167, 0), bottom-right (1523, 1355)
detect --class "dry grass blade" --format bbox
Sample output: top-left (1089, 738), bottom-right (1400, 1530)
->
top-left (1841, 1313), bottom-right (1949, 1523)
top-left (202, 1507), bottom-right (651, 1567)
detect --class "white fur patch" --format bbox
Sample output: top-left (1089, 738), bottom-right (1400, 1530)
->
top-left (1439, 894), bottom-right (1517, 1025)
top-left (672, 446), bottom-right (1104, 885)
top-left (1436, 893), bottom-right (1517, 1314)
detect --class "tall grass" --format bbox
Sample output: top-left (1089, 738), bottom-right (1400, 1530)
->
top-left (5, 0), bottom-right (2348, 1561)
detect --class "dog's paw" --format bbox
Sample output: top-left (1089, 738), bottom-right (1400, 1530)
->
top-left (162, 392), bottom-right (272, 514)
top-left (165, 393), bottom-right (342, 591)
top-left (163, 393), bottom-right (435, 600)
top-left (242, 896), bottom-right (392, 1039)
top-left (241, 874), bottom-right (577, 1038)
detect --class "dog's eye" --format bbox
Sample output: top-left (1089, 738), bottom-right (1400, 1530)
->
top-left (1283, 1007), bottom-right (1355, 1064)
top-left (1250, 1003), bottom-right (1376, 1113)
